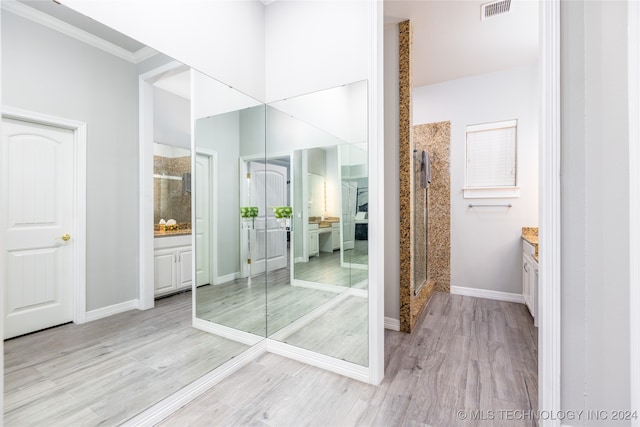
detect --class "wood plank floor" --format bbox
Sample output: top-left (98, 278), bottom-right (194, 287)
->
top-left (161, 292), bottom-right (538, 427)
top-left (3, 292), bottom-right (249, 427)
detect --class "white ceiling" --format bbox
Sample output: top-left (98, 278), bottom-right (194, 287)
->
top-left (154, 71), bottom-right (191, 100)
top-left (13, 0), bottom-right (538, 91)
top-left (18, 0), bottom-right (147, 53)
top-left (384, 0), bottom-right (539, 87)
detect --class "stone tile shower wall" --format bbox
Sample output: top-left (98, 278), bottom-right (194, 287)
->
top-left (153, 155), bottom-right (191, 225)
top-left (415, 122), bottom-right (451, 295)
top-left (398, 20), bottom-right (451, 333)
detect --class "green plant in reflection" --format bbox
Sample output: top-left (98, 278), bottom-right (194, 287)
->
top-left (272, 206), bottom-right (292, 219)
top-left (240, 206), bottom-right (259, 218)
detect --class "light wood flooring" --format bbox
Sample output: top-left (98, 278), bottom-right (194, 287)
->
top-left (162, 292), bottom-right (538, 427)
top-left (3, 292), bottom-right (249, 427)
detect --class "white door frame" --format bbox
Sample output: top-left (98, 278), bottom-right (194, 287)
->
top-left (539, 1), bottom-right (561, 424)
top-left (138, 61), bottom-right (189, 310)
top-left (628, 1), bottom-right (640, 423)
top-left (195, 149), bottom-right (217, 286)
top-left (1, 106), bottom-right (87, 325)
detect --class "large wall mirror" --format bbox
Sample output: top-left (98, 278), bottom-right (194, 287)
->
top-left (193, 78), bottom-right (369, 366)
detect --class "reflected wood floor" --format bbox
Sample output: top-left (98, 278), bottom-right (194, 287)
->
top-left (162, 292), bottom-right (538, 427)
top-left (294, 247), bottom-right (368, 288)
top-left (196, 266), bottom-right (338, 336)
top-left (3, 292), bottom-right (249, 427)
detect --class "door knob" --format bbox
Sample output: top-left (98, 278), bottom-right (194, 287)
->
top-left (58, 234), bottom-right (71, 241)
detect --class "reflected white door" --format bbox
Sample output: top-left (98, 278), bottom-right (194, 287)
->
top-left (249, 161), bottom-right (288, 274)
top-left (2, 118), bottom-right (74, 339)
top-left (195, 154), bottom-right (211, 286)
top-left (341, 181), bottom-right (357, 250)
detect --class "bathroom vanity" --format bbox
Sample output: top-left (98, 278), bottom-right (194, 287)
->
top-left (154, 234), bottom-right (192, 296)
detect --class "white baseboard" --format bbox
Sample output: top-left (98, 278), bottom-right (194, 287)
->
top-left (384, 317), bottom-right (400, 331)
top-left (292, 279), bottom-right (347, 294)
top-left (85, 299), bottom-right (139, 322)
top-left (450, 286), bottom-right (525, 304)
top-left (121, 341), bottom-right (267, 427)
top-left (215, 272), bottom-right (239, 285)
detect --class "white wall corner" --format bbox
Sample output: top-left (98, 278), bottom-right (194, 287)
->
top-left (539, 0), bottom-right (562, 425)
top-left (628, 0), bottom-right (640, 423)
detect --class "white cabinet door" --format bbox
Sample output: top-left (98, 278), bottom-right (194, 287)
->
top-left (155, 249), bottom-right (176, 294)
top-left (522, 253), bottom-right (531, 312)
top-left (177, 248), bottom-right (193, 290)
top-left (332, 223), bottom-right (340, 250)
top-left (309, 231), bottom-right (319, 257)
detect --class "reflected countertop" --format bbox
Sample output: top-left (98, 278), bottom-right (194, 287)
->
top-left (309, 216), bottom-right (340, 228)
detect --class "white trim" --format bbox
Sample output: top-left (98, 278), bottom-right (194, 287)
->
top-left (85, 300), bottom-right (139, 323)
top-left (192, 318), bottom-right (263, 347)
top-left (215, 272), bottom-right (239, 285)
top-left (384, 317), bottom-right (400, 331)
top-left (291, 279), bottom-right (347, 294)
top-left (139, 61), bottom-right (186, 311)
top-left (1, 106), bottom-right (88, 325)
top-left (368, 0), bottom-right (385, 386)
top-left (628, 0), bottom-right (640, 424)
top-left (0, 0), bottom-right (157, 64)
top-left (467, 119), bottom-right (517, 133)
top-left (539, 1), bottom-right (562, 425)
top-left (450, 286), bottom-right (525, 304)
top-left (134, 47), bottom-right (158, 63)
top-left (266, 339), bottom-right (370, 383)
top-left (121, 341), bottom-right (267, 427)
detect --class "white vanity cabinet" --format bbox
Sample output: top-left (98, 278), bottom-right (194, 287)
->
top-left (154, 235), bottom-right (192, 296)
top-left (331, 222), bottom-right (340, 250)
top-left (319, 222), bottom-right (340, 253)
top-left (308, 223), bottom-right (319, 257)
top-left (522, 240), bottom-right (538, 326)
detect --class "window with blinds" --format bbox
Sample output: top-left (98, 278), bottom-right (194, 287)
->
top-left (464, 119), bottom-right (519, 198)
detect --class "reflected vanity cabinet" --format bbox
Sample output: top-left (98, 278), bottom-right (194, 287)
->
top-left (154, 235), bottom-right (192, 296)
top-left (308, 223), bottom-right (319, 257)
top-left (522, 240), bottom-right (538, 326)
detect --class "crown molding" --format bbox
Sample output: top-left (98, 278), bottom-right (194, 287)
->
top-left (1, 0), bottom-right (157, 64)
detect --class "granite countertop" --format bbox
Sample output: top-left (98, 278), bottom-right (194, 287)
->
top-left (522, 227), bottom-right (539, 262)
top-left (154, 230), bottom-right (191, 237)
top-left (154, 223), bottom-right (192, 237)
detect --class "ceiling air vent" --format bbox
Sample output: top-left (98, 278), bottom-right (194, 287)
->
top-left (481, 0), bottom-right (511, 20)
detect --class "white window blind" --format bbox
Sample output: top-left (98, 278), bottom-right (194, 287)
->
top-left (466, 120), bottom-right (517, 188)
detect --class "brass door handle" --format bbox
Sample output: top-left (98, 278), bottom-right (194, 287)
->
top-left (58, 234), bottom-right (71, 241)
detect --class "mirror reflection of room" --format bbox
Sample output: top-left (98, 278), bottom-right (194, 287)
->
top-left (153, 143), bottom-right (191, 236)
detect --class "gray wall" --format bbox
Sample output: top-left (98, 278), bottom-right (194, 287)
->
top-left (561, 0), bottom-right (631, 420)
top-left (153, 87), bottom-right (190, 150)
top-left (2, 11), bottom-right (139, 311)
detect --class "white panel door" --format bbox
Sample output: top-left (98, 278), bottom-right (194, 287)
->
top-left (2, 118), bottom-right (75, 339)
top-left (195, 154), bottom-right (211, 286)
top-left (249, 161), bottom-right (288, 274)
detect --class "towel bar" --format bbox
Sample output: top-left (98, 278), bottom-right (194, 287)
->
top-left (468, 203), bottom-right (513, 208)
